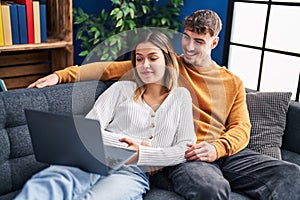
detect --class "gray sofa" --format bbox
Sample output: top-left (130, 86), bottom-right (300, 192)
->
top-left (0, 80), bottom-right (299, 200)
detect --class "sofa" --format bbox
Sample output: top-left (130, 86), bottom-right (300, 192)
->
top-left (0, 80), bottom-right (299, 200)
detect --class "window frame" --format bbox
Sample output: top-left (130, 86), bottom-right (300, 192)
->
top-left (223, 0), bottom-right (300, 101)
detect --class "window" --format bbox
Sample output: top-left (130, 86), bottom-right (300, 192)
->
top-left (223, 0), bottom-right (300, 101)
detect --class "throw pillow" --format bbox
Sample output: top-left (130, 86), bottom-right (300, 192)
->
top-left (246, 91), bottom-right (292, 159)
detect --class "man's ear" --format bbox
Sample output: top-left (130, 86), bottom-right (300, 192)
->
top-left (211, 37), bottom-right (219, 49)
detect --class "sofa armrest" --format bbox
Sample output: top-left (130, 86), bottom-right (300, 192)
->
top-left (282, 101), bottom-right (300, 154)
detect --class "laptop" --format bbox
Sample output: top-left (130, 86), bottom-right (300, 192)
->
top-left (24, 109), bottom-right (137, 175)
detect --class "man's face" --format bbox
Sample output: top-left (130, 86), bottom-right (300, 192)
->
top-left (181, 30), bottom-right (219, 67)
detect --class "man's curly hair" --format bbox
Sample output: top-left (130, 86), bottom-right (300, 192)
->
top-left (184, 10), bottom-right (222, 37)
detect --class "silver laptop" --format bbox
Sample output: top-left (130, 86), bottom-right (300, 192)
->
top-left (24, 109), bottom-right (137, 175)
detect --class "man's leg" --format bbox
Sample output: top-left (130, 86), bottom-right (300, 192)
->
top-left (84, 165), bottom-right (150, 200)
top-left (15, 165), bottom-right (100, 200)
top-left (166, 161), bottom-right (230, 200)
top-left (221, 148), bottom-right (300, 200)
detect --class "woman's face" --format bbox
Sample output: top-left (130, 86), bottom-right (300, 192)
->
top-left (135, 42), bottom-right (166, 85)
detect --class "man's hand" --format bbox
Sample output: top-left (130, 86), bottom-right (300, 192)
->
top-left (185, 141), bottom-right (217, 162)
top-left (28, 74), bottom-right (59, 88)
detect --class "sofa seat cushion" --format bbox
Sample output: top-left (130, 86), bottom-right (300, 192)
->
top-left (0, 190), bottom-right (20, 200)
top-left (144, 187), bottom-right (184, 200)
top-left (229, 192), bottom-right (252, 200)
top-left (246, 92), bottom-right (292, 159)
top-left (281, 149), bottom-right (300, 166)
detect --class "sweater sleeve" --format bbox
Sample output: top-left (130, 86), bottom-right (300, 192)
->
top-left (137, 88), bottom-right (196, 166)
top-left (54, 61), bottom-right (133, 83)
top-left (212, 81), bottom-right (251, 158)
top-left (85, 82), bottom-right (130, 149)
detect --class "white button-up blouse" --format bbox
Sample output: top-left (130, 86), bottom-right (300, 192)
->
top-left (86, 81), bottom-right (196, 166)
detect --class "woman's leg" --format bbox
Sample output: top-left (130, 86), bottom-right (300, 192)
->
top-left (84, 165), bottom-right (150, 200)
top-left (15, 165), bottom-right (100, 200)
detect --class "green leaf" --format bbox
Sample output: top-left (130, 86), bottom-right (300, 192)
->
top-left (116, 11), bottom-right (123, 20)
top-left (93, 38), bottom-right (100, 45)
top-left (90, 27), bottom-right (98, 32)
top-left (78, 7), bottom-right (84, 15)
top-left (116, 19), bottom-right (123, 27)
top-left (110, 8), bottom-right (120, 16)
top-left (101, 53), bottom-right (109, 60)
top-left (94, 30), bottom-right (100, 39)
top-left (120, 24), bottom-right (124, 32)
top-left (80, 36), bottom-right (88, 42)
top-left (123, 7), bottom-right (130, 17)
top-left (161, 18), bottom-right (167, 25)
top-left (79, 50), bottom-right (89, 57)
top-left (103, 47), bottom-right (109, 54)
top-left (129, 8), bottom-right (135, 19)
top-left (74, 19), bottom-right (84, 24)
top-left (82, 13), bottom-right (89, 19)
top-left (121, 1), bottom-right (128, 9)
top-left (72, 8), bottom-right (77, 15)
top-left (101, 9), bottom-right (107, 18)
top-left (117, 39), bottom-right (122, 49)
top-left (76, 31), bottom-right (82, 39)
top-left (142, 5), bottom-right (148, 14)
top-left (109, 37), bottom-right (117, 46)
top-left (128, 20), bottom-right (135, 29)
top-left (111, 0), bottom-right (121, 5)
top-left (128, 2), bottom-right (135, 9)
top-left (151, 18), bottom-right (157, 24)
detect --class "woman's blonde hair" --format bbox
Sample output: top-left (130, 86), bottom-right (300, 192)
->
top-left (131, 31), bottom-right (179, 101)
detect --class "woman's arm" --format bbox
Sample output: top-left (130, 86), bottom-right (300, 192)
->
top-left (137, 88), bottom-right (196, 166)
top-left (85, 82), bottom-right (133, 148)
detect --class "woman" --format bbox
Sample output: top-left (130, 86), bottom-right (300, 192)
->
top-left (15, 31), bottom-right (195, 200)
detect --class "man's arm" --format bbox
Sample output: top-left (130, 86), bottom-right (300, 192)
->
top-left (212, 82), bottom-right (251, 158)
top-left (28, 60), bottom-right (132, 88)
top-left (185, 81), bottom-right (251, 162)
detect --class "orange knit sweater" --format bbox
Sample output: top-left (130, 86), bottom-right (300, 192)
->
top-left (55, 55), bottom-right (251, 158)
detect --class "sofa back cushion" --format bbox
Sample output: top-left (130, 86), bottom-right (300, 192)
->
top-left (0, 81), bottom-right (109, 196)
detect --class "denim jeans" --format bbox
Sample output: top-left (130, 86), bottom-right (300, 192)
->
top-left (152, 148), bottom-right (300, 200)
top-left (15, 164), bottom-right (149, 200)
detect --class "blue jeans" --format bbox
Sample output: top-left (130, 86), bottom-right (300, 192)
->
top-left (151, 148), bottom-right (300, 200)
top-left (15, 165), bottom-right (149, 200)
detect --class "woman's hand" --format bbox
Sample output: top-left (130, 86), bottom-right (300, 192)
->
top-left (119, 138), bottom-right (140, 164)
top-left (119, 138), bottom-right (139, 151)
top-left (28, 73), bottom-right (59, 88)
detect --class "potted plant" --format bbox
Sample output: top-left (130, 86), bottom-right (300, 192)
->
top-left (73, 0), bottom-right (184, 61)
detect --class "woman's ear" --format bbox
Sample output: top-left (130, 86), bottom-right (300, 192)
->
top-left (211, 36), bottom-right (219, 49)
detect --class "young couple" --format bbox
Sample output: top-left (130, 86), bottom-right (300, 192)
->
top-left (22, 10), bottom-right (300, 200)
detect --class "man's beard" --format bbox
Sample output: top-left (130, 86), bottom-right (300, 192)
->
top-left (183, 51), bottom-right (212, 68)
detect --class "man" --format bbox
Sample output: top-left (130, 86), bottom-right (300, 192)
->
top-left (29, 10), bottom-right (300, 199)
